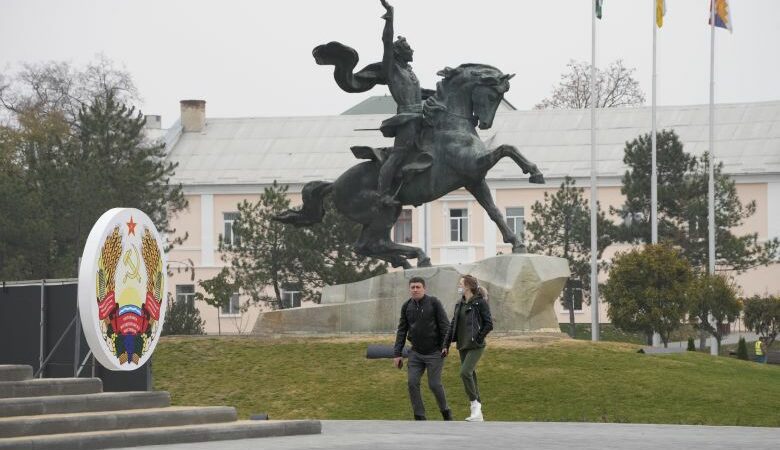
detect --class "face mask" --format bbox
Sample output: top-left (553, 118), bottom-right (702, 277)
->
top-left (457, 287), bottom-right (464, 295)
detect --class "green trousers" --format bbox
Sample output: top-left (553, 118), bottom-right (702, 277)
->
top-left (458, 346), bottom-right (485, 402)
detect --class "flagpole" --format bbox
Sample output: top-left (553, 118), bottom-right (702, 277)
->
top-left (590, 0), bottom-right (600, 342)
top-left (651, 2), bottom-right (658, 245)
top-left (708, 0), bottom-right (718, 356)
top-left (651, 0), bottom-right (661, 348)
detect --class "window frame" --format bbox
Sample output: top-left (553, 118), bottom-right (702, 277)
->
top-left (223, 212), bottom-right (241, 247)
top-left (219, 292), bottom-right (241, 316)
top-left (449, 208), bottom-right (469, 242)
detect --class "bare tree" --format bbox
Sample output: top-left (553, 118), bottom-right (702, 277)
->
top-left (535, 59), bottom-right (645, 110)
top-left (0, 54), bottom-right (139, 126)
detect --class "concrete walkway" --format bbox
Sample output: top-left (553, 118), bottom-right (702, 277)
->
top-left (115, 420), bottom-right (780, 450)
top-left (666, 331), bottom-right (759, 349)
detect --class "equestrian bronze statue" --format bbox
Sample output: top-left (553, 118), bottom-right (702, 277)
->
top-left (276, 0), bottom-right (545, 269)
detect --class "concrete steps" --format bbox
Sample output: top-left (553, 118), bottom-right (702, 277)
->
top-left (0, 365), bottom-right (33, 382)
top-left (0, 420), bottom-right (322, 450)
top-left (0, 391), bottom-right (171, 418)
top-left (0, 364), bottom-right (321, 449)
top-left (0, 406), bottom-right (238, 438)
top-left (0, 377), bottom-right (102, 399)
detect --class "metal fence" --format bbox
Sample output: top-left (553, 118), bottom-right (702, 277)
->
top-left (0, 279), bottom-right (151, 391)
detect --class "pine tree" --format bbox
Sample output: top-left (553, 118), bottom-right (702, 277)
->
top-left (161, 294), bottom-right (205, 336)
top-left (298, 198), bottom-right (387, 301)
top-left (222, 182), bottom-right (388, 308)
top-left (222, 182), bottom-right (305, 309)
top-left (526, 176), bottom-right (615, 337)
top-left (614, 130), bottom-right (779, 273)
top-left (0, 59), bottom-right (187, 279)
top-left (736, 337), bottom-right (749, 360)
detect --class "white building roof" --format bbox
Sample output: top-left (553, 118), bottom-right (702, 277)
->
top-left (166, 100), bottom-right (780, 187)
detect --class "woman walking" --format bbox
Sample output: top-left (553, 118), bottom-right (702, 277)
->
top-left (443, 275), bottom-right (493, 421)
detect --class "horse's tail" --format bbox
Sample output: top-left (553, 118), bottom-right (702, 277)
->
top-left (273, 181), bottom-right (333, 226)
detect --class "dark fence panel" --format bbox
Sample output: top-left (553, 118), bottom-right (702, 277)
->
top-left (0, 283), bottom-right (42, 372)
top-left (0, 281), bottom-right (151, 391)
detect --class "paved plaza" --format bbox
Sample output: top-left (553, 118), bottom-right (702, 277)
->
top-left (117, 420), bottom-right (780, 450)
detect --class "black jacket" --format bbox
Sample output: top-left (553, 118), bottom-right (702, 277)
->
top-left (444, 294), bottom-right (493, 350)
top-left (393, 295), bottom-right (450, 357)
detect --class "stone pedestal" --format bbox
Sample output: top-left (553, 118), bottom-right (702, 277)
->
top-left (251, 254), bottom-right (569, 335)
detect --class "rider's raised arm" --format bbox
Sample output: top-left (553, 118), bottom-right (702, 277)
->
top-left (380, 0), bottom-right (394, 81)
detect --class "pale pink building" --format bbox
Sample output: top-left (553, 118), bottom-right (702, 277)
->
top-left (159, 98), bottom-right (780, 334)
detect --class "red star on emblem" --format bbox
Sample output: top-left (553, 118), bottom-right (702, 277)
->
top-left (127, 216), bottom-right (137, 235)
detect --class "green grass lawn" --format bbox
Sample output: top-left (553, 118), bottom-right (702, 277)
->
top-left (153, 336), bottom-right (780, 426)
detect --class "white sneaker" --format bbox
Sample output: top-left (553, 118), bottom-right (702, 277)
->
top-left (465, 400), bottom-right (483, 422)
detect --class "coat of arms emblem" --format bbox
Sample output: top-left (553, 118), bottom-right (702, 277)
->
top-left (78, 208), bottom-right (167, 370)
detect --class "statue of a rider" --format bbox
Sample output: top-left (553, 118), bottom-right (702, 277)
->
top-left (313, 0), bottom-right (430, 207)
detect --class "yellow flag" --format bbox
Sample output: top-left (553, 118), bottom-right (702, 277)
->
top-left (656, 0), bottom-right (666, 28)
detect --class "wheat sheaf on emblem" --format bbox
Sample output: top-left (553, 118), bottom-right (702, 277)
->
top-left (141, 228), bottom-right (163, 322)
top-left (97, 226), bottom-right (122, 306)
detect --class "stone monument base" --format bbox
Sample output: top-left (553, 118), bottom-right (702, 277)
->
top-left (251, 254), bottom-right (569, 335)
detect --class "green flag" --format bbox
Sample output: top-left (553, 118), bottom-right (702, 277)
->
top-left (596, 0), bottom-right (603, 19)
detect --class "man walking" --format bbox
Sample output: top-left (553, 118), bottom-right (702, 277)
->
top-left (394, 277), bottom-right (452, 420)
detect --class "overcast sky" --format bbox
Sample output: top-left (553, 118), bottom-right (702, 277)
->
top-left (2, 0), bottom-right (778, 128)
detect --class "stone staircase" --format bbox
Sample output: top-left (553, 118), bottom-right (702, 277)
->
top-left (0, 364), bottom-right (321, 449)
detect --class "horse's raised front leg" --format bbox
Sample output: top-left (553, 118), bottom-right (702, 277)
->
top-left (466, 180), bottom-right (526, 254)
top-left (479, 144), bottom-right (545, 184)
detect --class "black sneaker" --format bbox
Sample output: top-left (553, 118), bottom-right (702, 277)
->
top-left (441, 409), bottom-right (453, 421)
top-left (414, 415), bottom-right (427, 421)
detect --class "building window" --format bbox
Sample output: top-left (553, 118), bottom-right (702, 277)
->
top-left (394, 209), bottom-right (413, 243)
top-left (563, 279), bottom-right (583, 312)
top-left (450, 208), bottom-right (468, 242)
top-left (223, 212), bottom-right (241, 247)
top-left (221, 292), bottom-right (241, 316)
top-left (175, 285), bottom-right (195, 308)
top-left (281, 288), bottom-right (302, 309)
top-left (506, 207), bottom-right (525, 238)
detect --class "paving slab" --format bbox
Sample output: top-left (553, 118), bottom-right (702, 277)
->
top-left (112, 420), bottom-right (780, 450)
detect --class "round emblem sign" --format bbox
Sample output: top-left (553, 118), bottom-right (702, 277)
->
top-left (78, 208), bottom-right (167, 371)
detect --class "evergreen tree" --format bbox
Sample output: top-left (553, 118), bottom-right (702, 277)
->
top-left (222, 182), bottom-right (388, 309)
top-left (736, 337), bottom-right (749, 360)
top-left (614, 130), bottom-right (779, 272)
top-left (222, 182), bottom-right (309, 309)
top-left (161, 294), bottom-right (205, 336)
top-left (0, 59), bottom-right (187, 280)
top-left (299, 198), bottom-right (387, 301)
top-left (526, 176), bottom-right (615, 337)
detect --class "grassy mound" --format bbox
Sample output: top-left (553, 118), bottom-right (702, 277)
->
top-left (153, 336), bottom-right (779, 426)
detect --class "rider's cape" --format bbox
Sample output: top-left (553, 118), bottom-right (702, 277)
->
top-left (313, 42), bottom-right (385, 93)
top-left (313, 41), bottom-right (427, 138)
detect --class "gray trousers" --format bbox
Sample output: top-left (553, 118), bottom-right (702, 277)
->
top-left (407, 350), bottom-right (449, 417)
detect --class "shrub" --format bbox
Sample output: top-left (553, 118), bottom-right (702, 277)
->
top-left (736, 337), bottom-right (749, 360)
top-left (162, 294), bottom-right (205, 336)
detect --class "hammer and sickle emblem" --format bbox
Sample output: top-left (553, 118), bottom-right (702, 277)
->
top-left (123, 246), bottom-right (142, 283)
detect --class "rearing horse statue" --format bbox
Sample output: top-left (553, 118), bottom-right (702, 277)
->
top-left (276, 63), bottom-right (545, 269)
